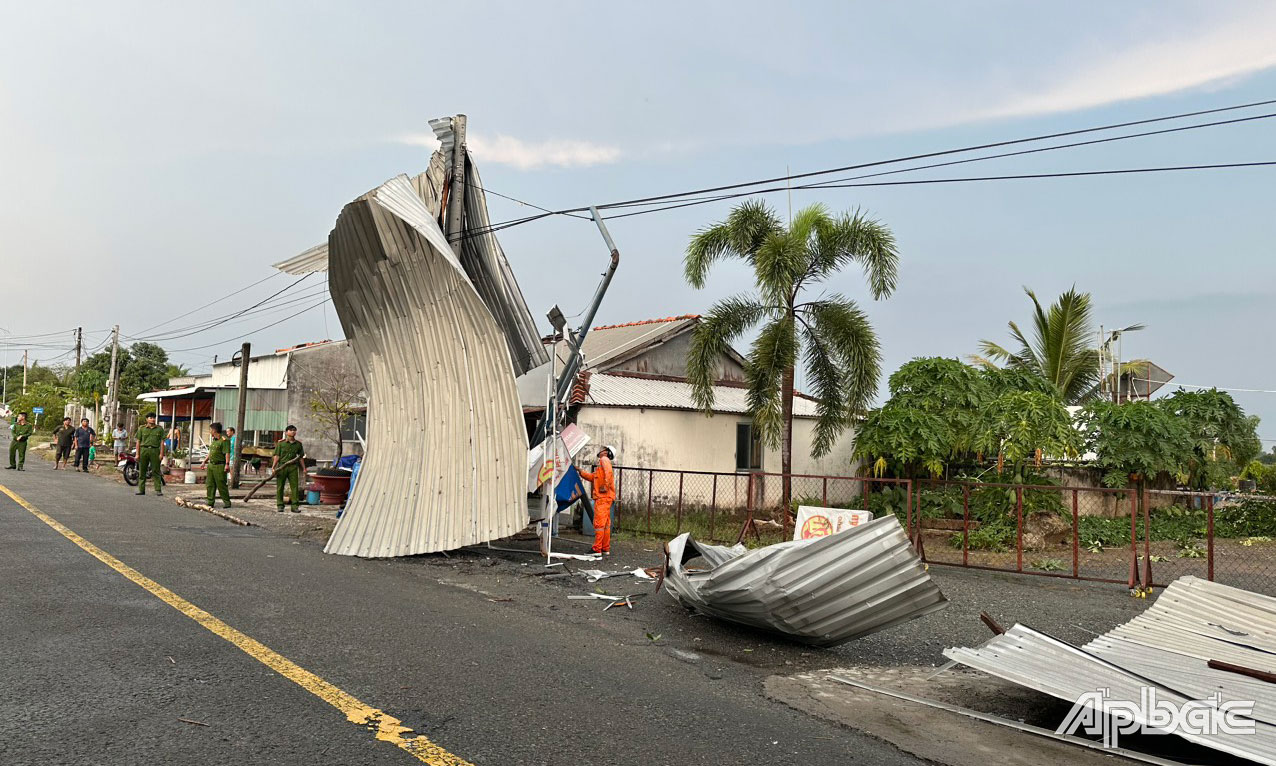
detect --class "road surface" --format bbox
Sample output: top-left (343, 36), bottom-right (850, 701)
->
top-left (0, 437), bottom-right (925, 766)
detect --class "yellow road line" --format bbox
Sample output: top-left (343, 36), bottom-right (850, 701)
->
top-left (0, 484), bottom-right (473, 766)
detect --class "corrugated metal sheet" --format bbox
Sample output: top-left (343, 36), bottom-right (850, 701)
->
top-left (272, 120), bottom-right (548, 377)
top-left (272, 242), bottom-right (329, 275)
top-left (212, 388), bottom-right (289, 433)
top-left (584, 373), bottom-right (822, 416)
top-left (945, 577), bottom-right (1276, 765)
top-left (663, 515), bottom-right (948, 646)
top-left (322, 172), bottom-right (528, 558)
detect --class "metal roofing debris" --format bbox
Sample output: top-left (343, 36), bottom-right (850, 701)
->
top-left (945, 576), bottom-right (1276, 765)
top-left (662, 515), bottom-right (948, 647)
top-left (273, 117), bottom-right (548, 378)
top-left (322, 164), bottom-right (528, 557)
top-left (583, 373), bottom-right (823, 416)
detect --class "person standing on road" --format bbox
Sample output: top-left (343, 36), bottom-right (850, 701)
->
top-left (272, 425), bottom-right (305, 512)
top-left (134, 413), bottom-right (166, 495)
top-left (6, 413), bottom-right (33, 471)
top-left (578, 445), bottom-right (617, 555)
top-left (73, 418), bottom-right (96, 472)
top-left (53, 417), bottom-right (75, 470)
top-left (112, 424), bottom-right (127, 459)
top-left (201, 422), bottom-right (232, 509)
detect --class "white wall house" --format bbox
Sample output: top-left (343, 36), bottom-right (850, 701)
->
top-left (520, 315), bottom-right (859, 493)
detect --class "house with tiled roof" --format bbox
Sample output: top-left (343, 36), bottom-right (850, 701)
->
top-left (518, 314), bottom-right (858, 476)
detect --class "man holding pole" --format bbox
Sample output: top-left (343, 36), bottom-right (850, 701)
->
top-left (201, 422), bottom-right (232, 509)
top-left (134, 412), bottom-right (166, 495)
top-left (272, 425), bottom-right (305, 512)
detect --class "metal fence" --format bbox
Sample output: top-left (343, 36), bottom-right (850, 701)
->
top-left (607, 465), bottom-right (1276, 594)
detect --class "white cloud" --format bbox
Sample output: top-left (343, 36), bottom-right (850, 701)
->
top-left (398, 132), bottom-right (621, 170)
top-left (969, 8), bottom-right (1276, 123)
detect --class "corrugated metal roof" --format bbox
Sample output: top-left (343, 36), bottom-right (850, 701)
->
top-left (272, 242), bottom-right (329, 275)
top-left (663, 515), bottom-right (948, 646)
top-left (946, 577), bottom-right (1276, 764)
top-left (322, 169), bottom-right (528, 558)
top-left (583, 373), bottom-right (822, 416)
top-left (554, 316), bottom-right (698, 371)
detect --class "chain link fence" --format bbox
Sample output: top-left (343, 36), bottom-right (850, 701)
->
top-left (607, 466), bottom-right (1276, 595)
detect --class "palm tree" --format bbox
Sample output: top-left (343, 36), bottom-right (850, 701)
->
top-left (973, 286), bottom-right (1100, 404)
top-left (684, 200), bottom-right (900, 508)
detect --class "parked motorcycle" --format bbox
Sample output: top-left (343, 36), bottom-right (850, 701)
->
top-left (118, 451), bottom-right (165, 487)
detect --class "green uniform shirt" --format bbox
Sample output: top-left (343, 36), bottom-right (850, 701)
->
top-left (12, 423), bottom-right (33, 442)
top-left (137, 424), bottom-right (166, 449)
top-left (274, 439), bottom-right (305, 466)
top-left (207, 436), bottom-right (230, 466)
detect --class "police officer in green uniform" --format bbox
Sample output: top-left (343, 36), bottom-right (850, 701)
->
top-left (6, 413), bottom-right (34, 470)
top-left (135, 413), bottom-right (167, 495)
top-left (273, 425), bottom-right (305, 512)
top-left (202, 422), bottom-right (232, 509)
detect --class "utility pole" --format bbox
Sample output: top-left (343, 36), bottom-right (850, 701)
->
top-left (74, 327), bottom-right (82, 377)
top-left (445, 114), bottom-right (467, 256)
top-left (22, 350), bottom-right (28, 395)
top-left (105, 326), bottom-right (120, 430)
top-left (230, 343), bottom-right (250, 489)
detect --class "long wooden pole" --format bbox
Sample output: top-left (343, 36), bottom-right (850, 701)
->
top-left (230, 343), bottom-right (250, 488)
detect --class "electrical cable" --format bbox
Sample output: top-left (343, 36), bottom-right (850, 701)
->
top-left (126, 284), bottom-right (329, 343)
top-left (130, 270), bottom-right (287, 337)
top-left (164, 297), bottom-right (331, 353)
top-left (126, 273), bottom-right (316, 343)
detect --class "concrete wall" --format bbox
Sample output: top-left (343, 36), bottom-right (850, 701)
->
top-left (284, 341), bottom-right (364, 463)
top-left (574, 405), bottom-right (859, 511)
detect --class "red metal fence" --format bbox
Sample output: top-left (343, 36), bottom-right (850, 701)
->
top-left (609, 465), bottom-right (1276, 594)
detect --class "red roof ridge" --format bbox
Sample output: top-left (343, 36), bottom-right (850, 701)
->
top-left (592, 314), bottom-right (699, 331)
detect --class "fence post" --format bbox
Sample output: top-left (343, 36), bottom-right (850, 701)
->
top-left (1128, 488), bottom-right (1139, 590)
top-left (1207, 494), bottom-right (1215, 582)
top-left (905, 480), bottom-right (914, 551)
top-left (646, 470), bottom-right (653, 535)
top-left (710, 474), bottom-right (718, 542)
top-left (676, 472), bottom-right (685, 533)
top-left (1071, 489), bottom-right (1079, 579)
top-left (1142, 485), bottom-right (1153, 589)
top-left (615, 467), bottom-right (624, 532)
top-left (962, 484), bottom-right (970, 567)
top-left (1015, 486), bottom-right (1024, 572)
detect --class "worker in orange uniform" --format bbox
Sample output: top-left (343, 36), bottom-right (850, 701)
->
top-left (578, 445), bottom-right (617, 555)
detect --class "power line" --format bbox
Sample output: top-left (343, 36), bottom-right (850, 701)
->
top-left (452, 97), bottom-right (1276, 241)
top-left (126, 273), bottom-right (316, 343)
top-left (127, 283), bottom-right (328, 343)
top-left (165, 297), bottom-right (331, 353)
top-left (1172, 383), bottom-right (1276, 394)
top-left (130, 270), bottom-right (287, 337)
top-left (594, 160), bottom-right (1276, 221)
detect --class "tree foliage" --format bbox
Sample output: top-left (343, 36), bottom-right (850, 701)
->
top-left (684, 200), bottom-right (899, 477)
top-left (975, 286), bottom-right (1099, 404)
top-left (1160, 388), bottom-right (1261, 490)
top-left (73, 341), bottom-right (173, 404)
top-left (1080, 400), bottom-right (1194, 488)
top-left (854, 357), bottom-right (1076, 478)
top-left (9, 383), bottom-right (68, 432)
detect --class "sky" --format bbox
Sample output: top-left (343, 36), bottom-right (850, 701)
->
top-left (1, 1), bottom-right (1274, 444)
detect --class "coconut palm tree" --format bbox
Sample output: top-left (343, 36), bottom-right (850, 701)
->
top-left (684, 200), bottom-right (899, 507)
top-left (974, 286), bottom-right (1100, 404)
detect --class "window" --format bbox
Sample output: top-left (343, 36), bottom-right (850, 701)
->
top-left (340, 412), bottom-right (368, 442)
top-left (735, 423), bottom-right (762, 472)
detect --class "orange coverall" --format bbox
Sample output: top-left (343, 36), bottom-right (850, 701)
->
top-left (578, 456), bottom-right (615, 553)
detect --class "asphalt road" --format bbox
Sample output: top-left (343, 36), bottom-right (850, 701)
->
top-left (0, 435), bottom-right (926, 766)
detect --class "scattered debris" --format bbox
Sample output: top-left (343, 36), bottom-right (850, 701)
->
top-left (645, 632), bottom-right (663, 644)
top-left (486, 598), bottom-right (513, 603)
top-left (662, 516), bottom-right (947, 647)
top-left (176, 718), bottom-right (209, 727)
top-left (174, 497), bottom-right (253, 527)
top-left (579, 567), bottom-right (656, 583)
top-left (946, 576), bottom-right (1276, 765)
top-left (166, 656), bottom-right (176, 665)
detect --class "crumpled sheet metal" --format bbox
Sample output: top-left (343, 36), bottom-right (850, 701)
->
top-left (945, 577), bottom-right (1276, 765)
top-left (322, 170), bottom-right (527, 557)
top-left (662, 516), bottom-right (948, 647)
